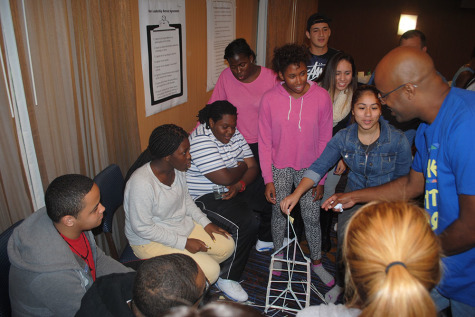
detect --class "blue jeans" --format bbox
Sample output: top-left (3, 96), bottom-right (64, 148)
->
top-left (430, 288), bottom-right (475, 316)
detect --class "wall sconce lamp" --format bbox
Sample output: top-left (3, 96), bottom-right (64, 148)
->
top-left (398, 14), bottom-right (418, 35)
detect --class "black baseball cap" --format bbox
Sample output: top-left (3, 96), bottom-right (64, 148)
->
top-left (306, 13), bottom-right (331, 31)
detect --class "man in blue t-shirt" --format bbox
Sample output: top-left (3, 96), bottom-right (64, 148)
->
top-left (322, 46), bottom-right (475, 316)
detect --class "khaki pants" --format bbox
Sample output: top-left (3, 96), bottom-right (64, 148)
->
top-left (131, 223), bottom-right (235, 283)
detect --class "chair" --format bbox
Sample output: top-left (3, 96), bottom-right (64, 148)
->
top-left (0, 219), bottom-right (23, 317)
top-left (93, 164), bottom-right (139, 264)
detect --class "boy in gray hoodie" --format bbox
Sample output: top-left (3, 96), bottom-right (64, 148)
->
top-left (8, 174), bottom-right (133, 317)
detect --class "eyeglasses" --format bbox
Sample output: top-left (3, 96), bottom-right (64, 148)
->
top-left (378, 83), bottom-right (417, 103)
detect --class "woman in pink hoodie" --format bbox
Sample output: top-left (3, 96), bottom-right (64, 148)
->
top-left (258, 44), bottom-right (334, 286)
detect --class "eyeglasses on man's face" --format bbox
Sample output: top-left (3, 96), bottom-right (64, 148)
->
top-left (378, 83), bottom-right (418, 103)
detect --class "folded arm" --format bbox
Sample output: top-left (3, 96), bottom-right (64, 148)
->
top-left (204, 160), bottom-right (248, 186)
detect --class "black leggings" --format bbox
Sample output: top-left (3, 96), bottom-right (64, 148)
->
top-left (195, 178), bottom-right (271, 281)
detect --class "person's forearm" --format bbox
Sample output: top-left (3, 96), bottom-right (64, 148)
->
top-left (240, 166), bottom-right (258, 185)
top-left (212, 164), bottom-right (247, 185)
top-left (439, 220), bottom-right (475, 256)
top-left (293, 178), bottom-right (316, 197)
top-left (439, 194), bottom-right (475, 256)
top-left (226, 163), bottom-right (248, 183)
top-left (346, 173), bottom-right (421, 204)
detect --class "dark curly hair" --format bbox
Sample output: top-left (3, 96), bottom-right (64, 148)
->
top-left (224, 38), bottom-right (256, 61)
top-left (271, 43), bottom-right (309, 75)
top-left (197, 100), bottom-right (237, 129)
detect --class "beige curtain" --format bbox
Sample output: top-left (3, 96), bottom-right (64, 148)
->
top-left (265, 0), bottom-right (318, 68)
top-left (0, 34), bottom-right (34, 232)
top-left (1, 0), bottom-right (141, 253)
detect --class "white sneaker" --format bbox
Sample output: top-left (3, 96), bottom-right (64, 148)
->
top-left (256, 238), bottom-right (291, 252)
top-left (255, 239), bottom-right (274, 252)
top-left (216, 278), bottom-right (249, 302)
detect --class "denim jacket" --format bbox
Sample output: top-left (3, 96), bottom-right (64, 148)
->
top-left (303, 117), bottom-right (412, 191)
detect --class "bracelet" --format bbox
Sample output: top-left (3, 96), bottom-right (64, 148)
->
top-left (238, 180), bottom-right (246, 192)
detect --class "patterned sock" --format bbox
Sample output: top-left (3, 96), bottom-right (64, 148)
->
top-left (272, 253), bottom-right (284, 276)
top-left (312, 263), bottom-right (335, 286)
top-left (325, 284), bottom-right (343, 303)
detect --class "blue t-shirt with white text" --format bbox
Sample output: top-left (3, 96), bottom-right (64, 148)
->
top-left (412, 88), bottom-right (475, 306)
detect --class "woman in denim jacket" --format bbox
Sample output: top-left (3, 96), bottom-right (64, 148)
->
top-left (280, 85), bottom-right (412, 303)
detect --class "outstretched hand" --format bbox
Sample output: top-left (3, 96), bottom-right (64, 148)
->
top-left (322, 193), bottom-right (356, 211)
top-left (204, 223), bottom-right (231, 241)
top-left (280, 192), bottom-right (301, 215)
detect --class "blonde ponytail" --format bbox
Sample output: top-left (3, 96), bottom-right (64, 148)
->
top-left (343, 201), bottom-right (442, 317)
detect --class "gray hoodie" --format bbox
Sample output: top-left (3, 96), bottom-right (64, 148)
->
top-left (8, 207), bottom-right (133, 317)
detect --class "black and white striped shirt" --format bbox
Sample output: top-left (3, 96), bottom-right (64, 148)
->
top-left (186, 123), bottom-right (253, 199)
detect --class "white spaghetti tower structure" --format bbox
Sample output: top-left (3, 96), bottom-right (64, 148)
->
top-left (265, 215), bottom-right (324, 313)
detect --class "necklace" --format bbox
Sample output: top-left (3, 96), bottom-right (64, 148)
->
top-left (60, 232), bottom-right (89, 260)
top-left (360, 124), bottom-right (380, 155)
top-left (58, 231), bottom-right (93, 272)
top-left (362, 123), bottom-right (380, 143)
top-left (365, 141), bottom-right (373, 155)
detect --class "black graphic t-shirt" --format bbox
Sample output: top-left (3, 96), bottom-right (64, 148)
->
top-left (307, 47), bottom-right (339, 82)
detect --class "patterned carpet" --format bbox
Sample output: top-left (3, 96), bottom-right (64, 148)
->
top-left (208, 216), bottom-right (340, 316)
top-left (208, 174), bottom-right (347, 315)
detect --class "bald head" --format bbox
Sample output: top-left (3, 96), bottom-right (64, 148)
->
top-left (374, 47), bottom-right (449, 123)
top-left (375, 46), bottom-right (434, 89)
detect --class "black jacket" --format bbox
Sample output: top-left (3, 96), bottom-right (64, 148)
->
top-left (75, 272), bottom-right (136, 317)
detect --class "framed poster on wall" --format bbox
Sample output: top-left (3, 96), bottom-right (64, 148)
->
top-left (206, 0), bottom-right (236, 92)
top-left (139, 0), bottom-right (188, 117)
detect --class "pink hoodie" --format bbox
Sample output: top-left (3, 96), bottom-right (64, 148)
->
top-left (258, 81), bottom-right (333, 184)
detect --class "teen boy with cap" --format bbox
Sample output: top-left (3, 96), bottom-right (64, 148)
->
top-left (8, 174), bottom-right (134, 316)
top-left (306, 13), bottom-right (339, 82)
top-left (304, 12), bottom-right (339, 254)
